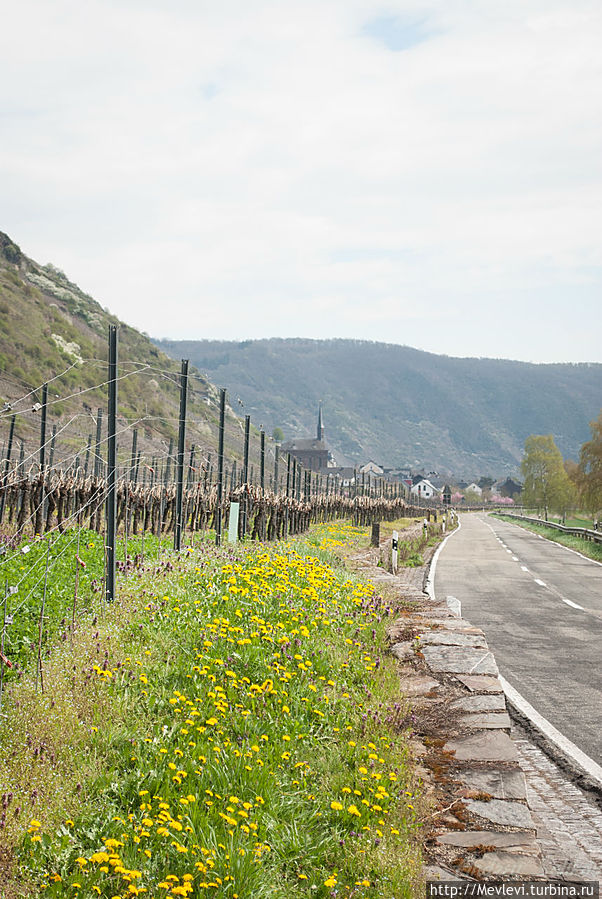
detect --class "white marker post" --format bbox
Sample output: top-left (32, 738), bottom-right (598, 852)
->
top-left (228, 501), bottom-right (240, 544)
top-left (392, 530), bottom-right (398, 574)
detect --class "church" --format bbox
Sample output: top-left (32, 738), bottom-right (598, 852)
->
top-left (281, 405), bottom-right (330, 472)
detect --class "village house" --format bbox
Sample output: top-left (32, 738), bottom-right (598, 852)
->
top-left (492, 477), bottom-right (523, 499)
top-left (410, 477), bottom-right (440, 500)
top-left (359, 460), bottom-right (384, 476)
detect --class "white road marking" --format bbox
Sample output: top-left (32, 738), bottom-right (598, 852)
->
top-left (562, 598), bottom-right (584, 610)
top-left (492, 511), bottom-right (602, 568)
top-left (482, 512), bottom-right (596, 614)
top-left (500, 675), bottom-right (602, 792)
top-left (425, 517), bottom-right (462, 601)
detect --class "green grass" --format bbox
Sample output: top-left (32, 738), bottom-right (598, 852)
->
top-left (493, 514), bottom-right (602, 563)
top-left (518, 510), bottom-right (596, 529)
top-left (381, 519), bottom-right (444, 569)
top-left (0, 529), bottom-right (176, 677)
top-left (547, 515), bottom-right (594, 529)
top-left (0, 523), bottom-right (424, 899)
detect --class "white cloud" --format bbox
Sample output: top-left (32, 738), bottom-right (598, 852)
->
top-left (1, 0), bottom-right (601, 361)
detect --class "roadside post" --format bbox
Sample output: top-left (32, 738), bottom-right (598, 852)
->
top-left (106, 325), bottom-right (118, 603)
top-left (371, 520), bottom-right (380, 547)
top-left (174, 358), bottom-right (189, 551)
top-left (215, 388), bottom-right (226, 546)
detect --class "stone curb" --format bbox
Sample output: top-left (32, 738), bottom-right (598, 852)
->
top-left (389, 598), bottom-right (547, 882)
top-left (349, 530), bottom-right (601, 882)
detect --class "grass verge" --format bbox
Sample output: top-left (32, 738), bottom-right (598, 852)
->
top-left (493, 514), bottom-right (602, 563)
top-left (0, 522), bottom-right (423, 899)
top-left (0, 528), bottom-right (171, 677)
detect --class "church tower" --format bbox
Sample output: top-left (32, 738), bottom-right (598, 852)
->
top-left (282, 403), bottom-right (329, 472)
top-left (317, 403), bottom-right (325, 442)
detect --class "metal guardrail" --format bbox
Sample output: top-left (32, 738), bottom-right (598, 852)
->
top-left (497, 512), bottom-right (602, 544)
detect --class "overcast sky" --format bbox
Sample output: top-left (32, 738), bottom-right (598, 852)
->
top-left (2, 0), bottom-right (601, 362)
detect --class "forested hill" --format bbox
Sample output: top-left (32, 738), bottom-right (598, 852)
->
top-left (154, 338), bottom-right (602, 476)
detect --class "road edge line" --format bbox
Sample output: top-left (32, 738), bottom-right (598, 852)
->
top-left (499, 674), bottom-right (602, 794)
top-left (424, 516), bottom-right (462, 601)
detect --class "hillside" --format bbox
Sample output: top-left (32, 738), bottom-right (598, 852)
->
top-left (154, 337), bottom-right (602, 477)
top-left (0, 232), bottom-right (243, 470)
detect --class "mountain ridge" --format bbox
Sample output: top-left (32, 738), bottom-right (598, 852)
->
top-left (154, 337), bottom-right (602, 477)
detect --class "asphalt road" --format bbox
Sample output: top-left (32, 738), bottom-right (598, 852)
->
top-left (434, 513), bottom-right (602, 764)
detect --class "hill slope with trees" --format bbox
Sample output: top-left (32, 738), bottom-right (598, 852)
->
top-left (155, 337), bottom-right (602, 476)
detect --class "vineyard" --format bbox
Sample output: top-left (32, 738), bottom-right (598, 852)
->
top-left (0, 324), bottom-right (439, 899)
top-left (0, 326), bottom-right (433, 684)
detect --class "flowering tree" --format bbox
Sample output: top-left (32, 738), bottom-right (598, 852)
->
top-left (491, 494), bottom-right (514, 505)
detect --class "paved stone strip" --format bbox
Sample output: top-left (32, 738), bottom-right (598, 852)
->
top-left (390, 600), bottom-right (545, 881)
top-left (514, 731), bottom-right (602, 880)
top-left (352, 535), bottom-right (602, 882)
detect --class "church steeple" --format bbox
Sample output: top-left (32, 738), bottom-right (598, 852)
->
top-left (317, 402), bottom-right (325, 442)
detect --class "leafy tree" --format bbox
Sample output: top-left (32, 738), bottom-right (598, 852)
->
top-left (564, 458), bottom-right (581, 490)
top-left (272, 427), bottom-right (284, 443)
top-left (576, 411), bottom-right (602, 514)
top-left (521, 435), bottom-right (575, 519)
